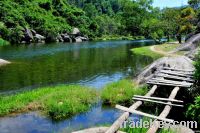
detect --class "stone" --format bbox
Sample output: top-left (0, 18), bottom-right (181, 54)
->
top-left (34, 34), bottom-right (45, 43)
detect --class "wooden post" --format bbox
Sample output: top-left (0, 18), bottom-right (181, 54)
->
top-left (105, 85), bottom-right (158, 133)
top-left (147, 87), bottom-right (180, 133)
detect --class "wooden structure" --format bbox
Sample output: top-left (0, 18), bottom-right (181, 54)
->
top-left (73, 67), bottom-right (194, 133)
top-left (105, 67), bottom-right (194, 133)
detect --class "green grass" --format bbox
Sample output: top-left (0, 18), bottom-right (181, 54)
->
top-left (0, 85), bottom-right (98, 120)
top-left (131, 46), bottom-right (162, 59)
top-left (0, 38), bottom-right (9, 46)
top-left (101, 79), bottom-right (147, 105)
top-left (155, 43), bottom-right (180, 52)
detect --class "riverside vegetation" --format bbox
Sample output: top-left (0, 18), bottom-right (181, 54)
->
top-left (0, 79), bottom-right (147, 120)
top-left (0, 0), bottom-right (197, 44)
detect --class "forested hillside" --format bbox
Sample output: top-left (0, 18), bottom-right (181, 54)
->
top-left (0, 0), bottom-right (197, 44)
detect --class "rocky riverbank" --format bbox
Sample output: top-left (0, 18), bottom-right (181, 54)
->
top-left (21, 28), bottom-right (89, 44)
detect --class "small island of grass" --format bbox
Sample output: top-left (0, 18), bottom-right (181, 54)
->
top-left (101, 79), bottom-right (147, 105)
top-left (0, 85), bottom-right (98, 120)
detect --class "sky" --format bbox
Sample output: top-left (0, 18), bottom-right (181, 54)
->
top-left (153, 0), bottom-right (188, 8)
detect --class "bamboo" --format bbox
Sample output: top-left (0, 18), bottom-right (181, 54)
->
top-left (163, 67), bottom-right (194, 72)
top-left (147, 81), bottom-right (191, 88)
top-left (133, 95), bottom-right (183, 103)
top-left (147, 87), bottom-right (180, 133)
top-left (160, 70), bottom-right (193, 77)
top-left (156, 73), bottom-right (194, 82)
top-left (116, 105), bottom-right (174, 123)
top-left (132, 97), bottom-right (183, 107)
top-left (105, 85), bottom-right (158, 133)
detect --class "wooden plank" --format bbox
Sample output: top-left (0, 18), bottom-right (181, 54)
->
top-left (160, 70), bottom-right (193, 77)
top-left (147, 81), bottom-right (191, 88)
top-left (162, 67), bottom-right (194, 72)
top-left (147, 87), bottom-right (180, 133)
top-left (132, 97), bottom-right (183, 107)
top-left (116, 105), bottom-right (174, 123)
top-left (148, 80), bottom-right (192, 87)
top-left (133, 95), bottom-right (183, 103)
top-left (161, 70), bottom-right (193, 75)
top-left (156, 73), bottom-right (194, 82)
top-left (149, 78), bottom-right (193, 86)
top-left (105, 85), bottom-right (158, 133)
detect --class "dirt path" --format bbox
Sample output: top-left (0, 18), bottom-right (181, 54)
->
top-left (150, 45), bottom-right (180, 57)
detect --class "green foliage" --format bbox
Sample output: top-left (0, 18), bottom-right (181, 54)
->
top-left (0, 85), bottom-right (98, 120)
top-left (101, 79), bottom-right (147, 105)
top-left (186, 96), bottom-right (200, 123)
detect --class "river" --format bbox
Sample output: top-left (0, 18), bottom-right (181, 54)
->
top-left (0, 40), bottom-right (156, 133)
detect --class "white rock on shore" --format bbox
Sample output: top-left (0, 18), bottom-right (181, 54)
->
top-left (0, 59), bottom-right (10, 66)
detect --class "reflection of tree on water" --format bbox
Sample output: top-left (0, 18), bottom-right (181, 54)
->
top-left (0, 41), bottom-right (155, 93)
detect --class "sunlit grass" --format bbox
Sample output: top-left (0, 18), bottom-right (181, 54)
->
top-left (101, 79), bottom-right (147, 105)
top-left (0, 85), bottom-right (98, 120)
top-left (131, 46), bottom-right (162, 59)
top-left (155, 43), bottom-right (180, 52)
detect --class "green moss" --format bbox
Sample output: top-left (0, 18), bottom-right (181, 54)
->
top-left (0, 85), bottom-right (98, 120)
top-left (101, 79), bottom-right (147, 105)
top-left (131, 46), bottom-right (162, 59)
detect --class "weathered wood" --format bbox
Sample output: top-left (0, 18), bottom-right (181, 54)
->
top-left (105, 85), bottom-right (158, 133)
top-left (150, 78), bottom-right (193, 85)
top-left (148, 78), bottom-right (193, 87)
top-left (162, 67), bottom-right (194, 72)
top-left (116, 105), bottom-right (174, 123)
top-left (147, 87), bottom-right (180, 133)
top-left (156, 73), bottom-right (194, 82)
top-left (161, 70), bottom-right (193, 75)
top-left (147, 81), bottom-right (191, 88)
top-left (160, 70), bottom-right (193, 77)
top-left (132, 97), bottom-right (183, 107)
top-left (133, 95), bottom-right (183, 103)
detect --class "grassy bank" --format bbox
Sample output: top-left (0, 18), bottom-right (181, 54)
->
top-left (0, 85), bottom-right (98, 120)
top-left (101, 79), bottom-right (147, 105)
top-left (131, 43), bottom-right (182, 59)
top-left (131, 46), bottom-right (162, 59)
top-left (154, 43), bottom-right (180, 52)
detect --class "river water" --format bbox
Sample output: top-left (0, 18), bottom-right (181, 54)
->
top-left (0, 40), bottom-right (156, 133)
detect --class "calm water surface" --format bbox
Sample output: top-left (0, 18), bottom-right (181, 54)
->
top-left (0, 40), bottom-right (156, 133)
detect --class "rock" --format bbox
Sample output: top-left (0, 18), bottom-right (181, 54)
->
top-left (75, 37), bottom-right (82, 42)
top-left (78, 36), bottom-right (89, 41)
top-left (61, 33), bottom-right (71, 42)
top-left (56, 34), bottom-right (64, 42)
top-left (24, 28), bottom-right (34, 43)
top-left (72, 28), bottom-right (81, 35)
top-left (31, 29), bottom-right (37, 36)
top-left (173, 33), bottom-right (200, 52)
top-left (135, 56), bottom-right (195, 84)
top-left (34, 34), bottom-right (45, 43)
top-left (0, 59), bottom-right (10, 66)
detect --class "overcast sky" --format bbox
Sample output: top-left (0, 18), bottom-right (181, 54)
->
top-left (153, 0), bottom-right (188, 8)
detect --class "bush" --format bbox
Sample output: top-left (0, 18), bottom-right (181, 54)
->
top-left (186, 96), bottom-right (200, 123)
